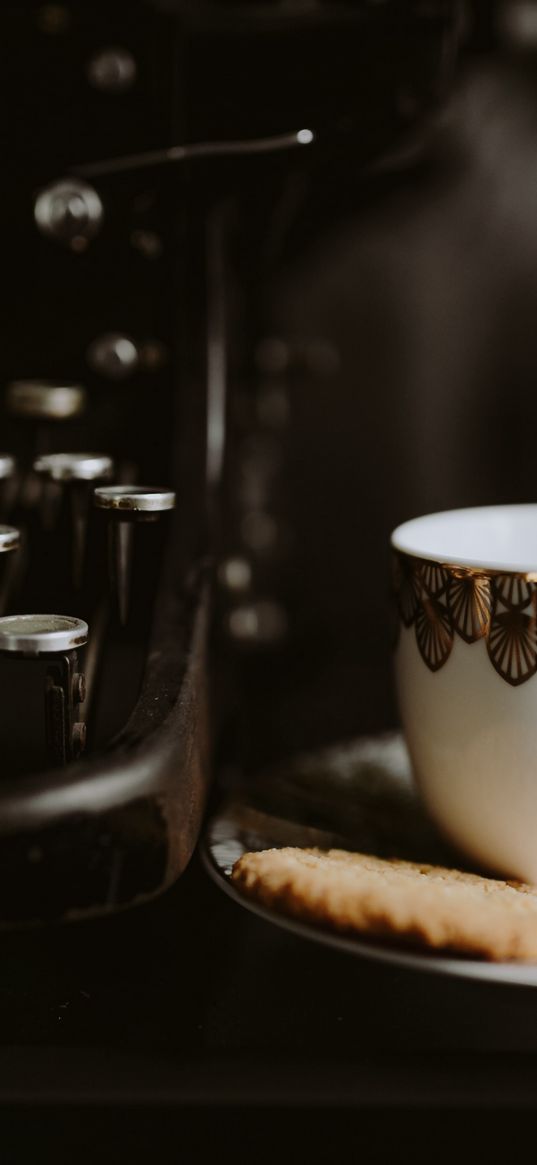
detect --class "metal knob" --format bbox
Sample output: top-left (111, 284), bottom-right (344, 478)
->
top-left (0, 614), bottom-right (87, 655)
top-left (225, 600), bottom-right (287, 646)
top-left (0, 525), bottom-right (20, 616)
top-left (34, 178), bottom-right (104, 247)
top-left (0, 615), bottom-right (88, 771)
top-left (0, 455), bottom-right (16, 480)
top-left (0, 456), bottom-right (17, 524)
top-left (86, 47), bottom-right (137, 93)
top-left (94, 486), bottom-right (176, 514)
top-left (95, 486), bottom-right (176, 625)
top-left (34, 452), bottom-right (113, 483)
top-left (0, 526), bottom-right (20, 554)
top-left (218, 556), bottom-right (252, 594)
top-left (6, 381), bottom-right (87, 420)
top-left (87, 333), bottom-right (139, 381)
top-left (34, 453), bottom-right (114, 588)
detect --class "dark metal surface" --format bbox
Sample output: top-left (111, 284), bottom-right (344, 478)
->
top-left (0, 571), bottom-right (211, 923)
top-left (1, 853), bottom-right (537, 1160)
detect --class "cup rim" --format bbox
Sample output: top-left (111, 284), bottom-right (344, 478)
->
top-left (391, 503), bottom-right (537, 576)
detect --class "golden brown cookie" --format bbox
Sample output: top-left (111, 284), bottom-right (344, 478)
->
top-left (231, 847), bottom-right (537, 961)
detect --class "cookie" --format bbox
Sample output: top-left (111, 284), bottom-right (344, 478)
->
top-left (231, 847), bottom-right (537, 961)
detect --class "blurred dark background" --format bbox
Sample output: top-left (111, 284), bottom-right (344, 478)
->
top-left (214, 0), bottom-right (537, 769)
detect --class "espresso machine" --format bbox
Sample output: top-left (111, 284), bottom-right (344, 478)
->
top-left (0, 0), bottom-right (472, 925)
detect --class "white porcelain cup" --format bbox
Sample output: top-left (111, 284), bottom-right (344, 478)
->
top-left (391, 504), bottom-right (537, 882)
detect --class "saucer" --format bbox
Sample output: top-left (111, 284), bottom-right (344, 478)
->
top-left (202, 734), bottom-right (537, 987)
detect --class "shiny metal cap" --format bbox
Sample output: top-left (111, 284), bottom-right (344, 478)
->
top-left (0, 614), bottom-right (88, 655)
top-left (6, 382), bottom-right (87, 420)
top-left (0, 526), bottom-right (20, 553)
top-left (86, 47), bottom-right (137, 94)
top-left (0, 455), bottom-right (16, 480)
top-left (87, 332), bottom-right (139, 380)
top-left (94, 485), bottom-right (176, 513)
top-left (33, 452), bottom-right (114, 482)
top-left (34, 178), bottom-right (103, 246)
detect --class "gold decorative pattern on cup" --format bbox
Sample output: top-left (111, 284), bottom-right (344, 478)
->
top-left (392, 551), bottom-right (537, 687)
top-left (415, 594), bottom-right (453, 671)
top-left (487, 574), bottom-right (537, 686)
top-left (418, 561), bottom-right (449, 599)
top-left (492, 575), bottom-right (534, 610)
top-left (448, 572), bottom-right (491, 644)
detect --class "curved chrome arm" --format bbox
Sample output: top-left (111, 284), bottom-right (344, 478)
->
top-left (74, 128), bottom-right (315, 179)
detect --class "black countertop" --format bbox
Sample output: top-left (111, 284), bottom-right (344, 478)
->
top-left (3, 848), bottom-right (537, 1162)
